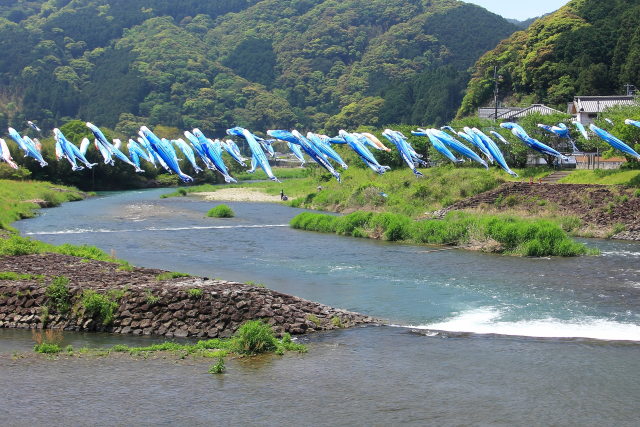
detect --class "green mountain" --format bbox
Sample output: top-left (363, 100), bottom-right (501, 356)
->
top-left (458, 0), bottom-right (640, 118)
top-left (0, 0), bottom-right (517, 135)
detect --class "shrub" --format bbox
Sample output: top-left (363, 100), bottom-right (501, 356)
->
top-left (188, 288), bottom-right (204, 299)
top-left (45, 276), bottom-right (71, 314)
top-left (306, 314), bottom-right (321, 327)
top-left (331, 316), bottom-right (344, 328)
top-left (290, 211), bottom-right (591, 257)
top-left (207, 204), bottom-right (234, 218)
top-left (81, 290), bottom-right (119, 326)
top-left (34, 343), bottom-right (62, 354)
top-left (232, 320), bottom-right (278, 355)
top-left (145, 290), bottom-right (160, 305)
top-left (208, 357), bottom-right (225, 374)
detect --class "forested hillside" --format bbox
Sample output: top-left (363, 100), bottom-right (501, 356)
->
top-left (0, 0), bottom-right (517, 135)
top-left (458, 0), bottom-right (640, 117)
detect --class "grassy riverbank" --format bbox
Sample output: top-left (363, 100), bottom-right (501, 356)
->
top-left (168, 166), bottom-right (520, 217)
top-left (0, 179), bottom-right (88, 230)
top-left (558, 169), bottom-right (640, 186)
top-left (0, 179), bottom-right (133, 266)
top-left (290, 211), bottom-right (594, 257)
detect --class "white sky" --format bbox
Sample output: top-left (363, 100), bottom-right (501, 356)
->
top-left (465, 0), bottom-right (571, 21)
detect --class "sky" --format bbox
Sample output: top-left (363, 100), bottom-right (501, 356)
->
top-left (465, 0), bottom-right (571, 21)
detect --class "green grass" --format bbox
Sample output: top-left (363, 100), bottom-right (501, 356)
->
top-left (159, 166), bottom-right (508, 217)
top-left (240, 166), bottom-right (510, 217)
top-left (558, 169), bottom-right (640, 186)
top-left (187, 288), bottom-right (203, 299)
top-left (144, 290), bottom-right (160, 305)
top-left (45, 320), bottom-right (307, 372)
top-left (0, 179), bottom-right (86, 230)
top-left (34, 343), bottom-right (62, 354)
top-left (0, 234), bottom-right (131, 266)
top-left (290, 211), bottom-right (595, 257)
top-left (206, 204), bottom-right (234, 218)
top-left (234, 167), bottom-right (311, 181)
top-left (0, 271), bottom-right (44, 280)
top-left (156, 271), bottom-right (191, 281)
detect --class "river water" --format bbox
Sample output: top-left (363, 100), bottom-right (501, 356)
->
top-left (2, 188), bottom-right (640, 425)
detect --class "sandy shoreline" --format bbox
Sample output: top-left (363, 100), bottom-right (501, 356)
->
top-left (192, 188), bottom-right (282, 202)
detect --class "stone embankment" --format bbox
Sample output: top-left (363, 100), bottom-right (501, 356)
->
top-left (0, 253), bottom-right (377, 338)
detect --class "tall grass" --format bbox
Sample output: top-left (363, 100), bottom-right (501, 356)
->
top-left (0, 234), bottom-right (128, 265)
top-left (0, 179), bottom-right (86, 230)
top-left (559, 169), bottom-right (640, 186)
top-left (290, 211), bottom-right (594, 257)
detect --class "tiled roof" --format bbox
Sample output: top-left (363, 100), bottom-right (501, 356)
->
top-left (498, 104), bottom-right (564, 119)
top-left (573, 96), bottom-right (636, 113)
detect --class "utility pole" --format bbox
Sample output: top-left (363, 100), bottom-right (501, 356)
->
top-left (493, 65), bottom-right (499, 121)
top-left (624, 83), bottom-right (636, 96)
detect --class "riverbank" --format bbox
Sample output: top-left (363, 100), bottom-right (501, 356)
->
top-left (0, 252), bottom-right (377, 337)
top-left (435, 182), bottom-right (640, 240)
top-left (0, 179), bottom-right (377, 338)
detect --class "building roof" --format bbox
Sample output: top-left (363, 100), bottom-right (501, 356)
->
top-left (498, 104), bottom-right (565, 120)
top-left (477, 107), bottom-right (519, 119)
top-left (572, 95), bottom-right (636, 114)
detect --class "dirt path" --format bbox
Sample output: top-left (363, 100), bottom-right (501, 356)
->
top-left (192, 188), bottom-right (281, 202)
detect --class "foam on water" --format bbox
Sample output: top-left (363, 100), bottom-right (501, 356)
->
top-left (407, 308), bottom-right (640, 342)
top-left (601, 249), bottom-right (640, 258)
top-left (25, 224), bottom-right (289, 235)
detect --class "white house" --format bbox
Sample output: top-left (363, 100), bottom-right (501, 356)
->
top-left (568, 95), bottom-right (637, 125)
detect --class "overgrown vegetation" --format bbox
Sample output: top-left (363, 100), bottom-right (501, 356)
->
top-left (45, 276), bottom-right (71, 314)
top-left (0, 179), bottom-right (86, 230)
top-left (231, 166), bottom-right (509, 218)
top-left (290, 211), bottom-right (595, 257)
top-left (187, 288), bottom-right (203, 299)
top-left (30, 320), bottom-right (307, 375)
top-left (0, 272), bottom-right (43, 281)
top-left (0, 234), bottom-right (131, 267)
top-left (156, 271), bottom-right (191, 281)
top-left (80, 289), bottom-right (122, 326)
top-left (206, 204), bottom-right (234, 218)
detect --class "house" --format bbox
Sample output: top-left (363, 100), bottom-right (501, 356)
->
top-left (477, 104), bottom-right (564, 121)
top-left (568, 95), bottom-right (637, 125)
top-left (497, 104), bottom-right (565, 120)
top-left (477, 106), bottom-right (520, 120)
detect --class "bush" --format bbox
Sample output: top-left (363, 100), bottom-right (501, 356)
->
top-left (207, 204), bottom-right (234, 218)
top-left (208, 357), bottom-right (225, 374)
top-left (81, 290), bottom-right (119, 326)
top-left (34, 343), bottom-right (62, 354)
top-left (45, 276), bottom-right (71, 314)
top-left (187, 288), bottom-right (203, 299)
top-left (232, 320), bottom-right (278, 355)
top-left (290, 211), bottom-right (592, 257)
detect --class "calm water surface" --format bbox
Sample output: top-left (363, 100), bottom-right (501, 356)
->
top-left (2, 188), bottom-right (639, 425)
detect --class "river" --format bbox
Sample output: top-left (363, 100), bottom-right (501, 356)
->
top-left (2, 188), bottom-right (639, 426)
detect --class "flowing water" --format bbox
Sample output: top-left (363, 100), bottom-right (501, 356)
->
top-left (3, 188), bottom-right (640, 425)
